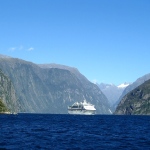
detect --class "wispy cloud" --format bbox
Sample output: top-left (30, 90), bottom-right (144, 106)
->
top-left (28, 47), bottom-right (34, 51)
top-left (9, 47), bottom-right (17, 51)
top-left (8, 45), bottom-right (34, 52)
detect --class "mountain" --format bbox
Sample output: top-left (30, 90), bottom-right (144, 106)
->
top-left (0, 56), bottom-right (111, 114)
top-left (0, 99), bottom-right (8, 113)
top-left (114, 79), bottom-right (150, 115)
top-left (0, 54), bottom-right (11, 58)
top-left (0, 69), bottom-right (18, 113)
top-left (97, 83), bottom-right (129, 106)
top-left (114, 73), bottom-right (150, 108)
top-left (38, 63), bottom-right (88, 86)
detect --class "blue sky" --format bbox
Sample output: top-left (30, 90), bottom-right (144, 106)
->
top-left (0, 0), bottom-right (150, 85)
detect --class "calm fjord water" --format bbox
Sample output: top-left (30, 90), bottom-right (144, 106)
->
top-left (0, 114), bottom-right (150, 150)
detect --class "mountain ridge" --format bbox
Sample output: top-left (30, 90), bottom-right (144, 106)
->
top-left (0, 55), bottom-right (111, 114)
top-left (114, 79), bottom-right (150, 115)
top-left (96, 82), bottom-right (129, 107)
top-left (114, 73), bottom-right (150, 109)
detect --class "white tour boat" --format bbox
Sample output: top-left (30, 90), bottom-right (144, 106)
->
top-left (68, 100), bottom-right (96, 115)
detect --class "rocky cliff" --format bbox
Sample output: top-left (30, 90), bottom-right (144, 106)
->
top-left (0, 56), bottom-right (111, 114)
top-left (114, 79), bottom-right (150, 115)
top-left (0, 69), bottom-right (18, 113)
top-left (0, 98), bottom-right (8, 113)
top-left (114, 73), bottom-right (150, 108)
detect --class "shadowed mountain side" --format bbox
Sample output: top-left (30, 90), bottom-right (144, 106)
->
top-left (114, 79), bottom-right (150, 115)
top-left (0, 57), bottom-right (111, 114)
top-left (0, 99), bottom-right (8, 113)
top-left (0, 69), bottom-right (18, 113)
top-left (114, 73), bottom-right (150, 109)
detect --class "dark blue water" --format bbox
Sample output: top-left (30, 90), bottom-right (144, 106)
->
top-left (0, 114), bottom-right (150, 150)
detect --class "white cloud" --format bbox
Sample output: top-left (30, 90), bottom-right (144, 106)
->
top-left (28, 47), bottom-right (34, 51)
top-left (8, 45), bottom-right (34, 52)
top-left (9, 47), bottom-right (17, 51)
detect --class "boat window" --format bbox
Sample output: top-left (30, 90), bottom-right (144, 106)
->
top-left (72, 106), bottom-right (79, 108)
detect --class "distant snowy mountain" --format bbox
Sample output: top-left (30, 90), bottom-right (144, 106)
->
top-left (114, 73), bottom-right (150, 109)
top-left (96, 82), bottom-right (130, 108)
top-left (117, 83), bottom-right (130, 88)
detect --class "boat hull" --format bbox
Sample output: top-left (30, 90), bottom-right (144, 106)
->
top-left (68, 109), bottom-right (95, 115)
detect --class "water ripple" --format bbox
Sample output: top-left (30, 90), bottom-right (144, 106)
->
top-left (0, 114), bottom-right (150, 149)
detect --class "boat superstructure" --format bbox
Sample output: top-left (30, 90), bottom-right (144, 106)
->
top-left (68, 100), bottom-right (96, 115)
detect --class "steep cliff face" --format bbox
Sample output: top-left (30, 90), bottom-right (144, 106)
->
top-left (114, 79), bottom-right (150, 115)
top-left (115, 73), bottom-right (150, 108)
top-left (38, 64), bottom-right (111, 113)
top-left (0, 57), bottom-right (111, 114)
top-left (0, 69), bottom-right (18, 113)
top-left (0, 99), bottom-right (8, 113)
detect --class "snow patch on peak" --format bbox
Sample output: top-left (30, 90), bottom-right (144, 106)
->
top-left (92, 80), bottom-right (98, 84)
top-left (117, 83), bottom-right (129, 88)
